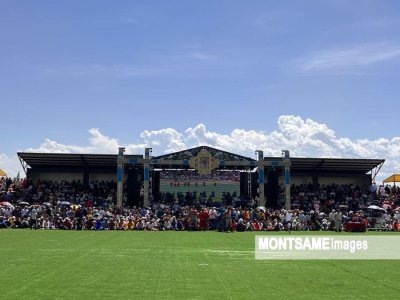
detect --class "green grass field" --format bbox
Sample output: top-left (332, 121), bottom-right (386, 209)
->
top-left (1, 231), bottom-right (400, 300)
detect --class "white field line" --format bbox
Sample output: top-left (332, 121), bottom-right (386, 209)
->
top-left (1, 248), bottom-right (255, 255)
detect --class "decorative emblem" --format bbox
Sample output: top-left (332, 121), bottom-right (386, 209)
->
top-left (189, 149), bottom-right (220, 175)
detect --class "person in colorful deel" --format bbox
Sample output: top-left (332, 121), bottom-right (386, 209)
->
top-left (199, 208), bottom-right (209, 230)
top-left (223, 207), bottom-right (233, 232)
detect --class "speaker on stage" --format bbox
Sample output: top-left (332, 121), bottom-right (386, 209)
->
top-left (240, 172), bottom-right (248, 198)
top-left (266, 168), bottom-right (279, 209)
top-left (251, 172), bottom-right (258, 198)
top-left (126, 168), bottom-right (140, 207)
top-left (152, 171), bottom-right (160, 202)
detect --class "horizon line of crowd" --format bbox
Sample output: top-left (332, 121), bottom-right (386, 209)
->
top-left (1, 176), bottom-right (400, 231)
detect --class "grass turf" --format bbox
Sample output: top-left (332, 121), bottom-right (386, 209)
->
top-left (0, 230), bottom-right (399, 299)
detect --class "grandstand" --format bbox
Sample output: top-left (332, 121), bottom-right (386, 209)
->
top-left (17, 146), bottom-right (385, 208)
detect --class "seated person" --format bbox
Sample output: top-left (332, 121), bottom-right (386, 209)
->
top-left (0, 216), bottom-right (7, 228)
top-left (126, 218), bottom-right (135, 230)
top-left (95, 218), bottom-right (103, 230)
top-left (108, 218), bottom-right (116, 230)
top-left (236, 219), bottom-right (246, 232)
top-left (64, 217), bottom-right (73, 230)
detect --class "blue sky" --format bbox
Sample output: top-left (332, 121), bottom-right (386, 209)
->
top-left (1, 0), bottom-right (400, 179)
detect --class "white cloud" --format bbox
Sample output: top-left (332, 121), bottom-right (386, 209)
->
top-left (296, 42), bottom-right (400, 73)
top-left (1, 115), bottom-right (399, 182)
top-left (0, 153), bottom-right (21, 177)
top-left (140, 128), bottom-right (185, 153)
top-left (25, 139), bottom-right (92, 153)
top-left (24, 128), bottom-right (145, 155)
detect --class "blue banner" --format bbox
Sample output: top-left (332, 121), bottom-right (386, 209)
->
top-left (258, 169), bottom-right (264, 184)
top-left (285, 168), bottom-right (290, 185)
top-left (117, 166), bottom-right (122, 182)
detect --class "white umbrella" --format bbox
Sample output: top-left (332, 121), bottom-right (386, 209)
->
top-left (367, 205), bottom-right (386, 212)
top-left (256, 206), bottom-right (267, 212)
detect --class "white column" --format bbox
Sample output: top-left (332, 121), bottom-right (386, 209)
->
top-left (256, 150), bottom-right (265, 206)
top-left (143, 148), bottom-right (152, 208)
top-left (282, 150), bottom-right (291, 210)
top-left (143, 164), bottom-right (150, 207)
top-left (117, 147), bottom-right (125, 208)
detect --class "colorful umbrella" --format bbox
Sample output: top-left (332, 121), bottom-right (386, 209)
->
top-left (70, 204), bottom-right (81, 210)
top-left (0, 201), bottom-right (14, 209)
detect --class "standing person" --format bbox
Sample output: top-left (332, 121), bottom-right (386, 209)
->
top-left (224, 207), bottom-right (232, 232)
top-left (329, 209), bottom-right (336, 230)
top-left (208, 207), bottom-right (217, 230)
top-left (30, 207), bottom-right (38, 230)
top-left (199, 208), bottom-right (209, 230)
top-left (334, 210), bottom-right (343, 232)
top-left (189, 207), bottom-right (198, 230)
top-left (75, 208), bottom-right (83, 230)
top-left (284, 210), bottom-right (293, 233)
top-left (394, 210), bottom-right (400, 231)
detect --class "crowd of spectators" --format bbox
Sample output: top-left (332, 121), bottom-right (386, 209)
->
top-left (156, 190), bottom-right (239, 207)
top-left (1, 176), bottom-right (400, 232)
top-left (160, 170), bottom-right (240, 182)
top-left (288, 182), bottom-right (400, 213)
top-left (1, 177), bottom-right (117, 207)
